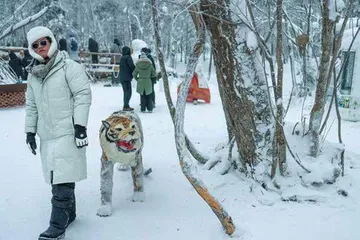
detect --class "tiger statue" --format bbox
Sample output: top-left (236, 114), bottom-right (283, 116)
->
top-left (97, 111), bottom-right (145, 217)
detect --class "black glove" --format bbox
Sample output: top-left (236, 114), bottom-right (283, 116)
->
top-left (26, 132), bottom-right (37, 155)
top-left (74, 124), bottom-right (88, 148)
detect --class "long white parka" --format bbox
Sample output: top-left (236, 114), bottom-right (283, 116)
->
top-left (25, 52), bottom-right (92, 184)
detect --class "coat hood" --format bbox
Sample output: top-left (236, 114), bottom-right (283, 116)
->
top-left (122, 46), bottom-right (131, 56)
top-left (27, 26), bottom-right (58, 63)
top-left (114, 38), bottom-right (121, 46)
top-left (136, 58), bottom-right (152, 70)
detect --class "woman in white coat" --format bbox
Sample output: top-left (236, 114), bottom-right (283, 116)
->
top-left (25, 26), bottom-right (91, 240)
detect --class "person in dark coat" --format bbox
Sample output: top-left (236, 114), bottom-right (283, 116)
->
top-left (141, 47), bottom-right (157, 107)
top-left (119, 46), bottom-right (135, 111)
top-left (8, 51), bottom-right (23, 80)
top-left (21, 42), bottom-right (33, 80)
top-left (88, 38), bottom-right (99, 64)
top-left (21, 50), bottom-right (33, 80)
top-left (58, 38), bottom-right (68, 51)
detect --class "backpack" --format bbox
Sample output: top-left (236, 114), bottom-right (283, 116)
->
top-left (70, 38), bottom-right (78, 51)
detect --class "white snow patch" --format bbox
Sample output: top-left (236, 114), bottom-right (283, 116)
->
top-left (246, 31), bottom-right (258, 50)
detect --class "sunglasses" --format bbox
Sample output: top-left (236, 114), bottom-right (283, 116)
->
top-left (32, 40), bottom-right (48, 50)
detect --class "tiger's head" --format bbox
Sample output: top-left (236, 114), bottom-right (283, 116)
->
top-left (100, 111), bottom-right (143, 160)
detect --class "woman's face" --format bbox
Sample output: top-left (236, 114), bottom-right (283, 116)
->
top-left (32, 37), bottom-right (51, 59)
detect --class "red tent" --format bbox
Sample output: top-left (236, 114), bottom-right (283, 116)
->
top-left (177, 73), bottom-right (211, 104)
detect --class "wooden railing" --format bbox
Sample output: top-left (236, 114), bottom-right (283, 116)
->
top-left (0, 47), bottom-right (121, 80)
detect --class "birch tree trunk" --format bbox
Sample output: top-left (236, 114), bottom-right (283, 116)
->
top-left (309, 1), bottom-right (334, 157)
top-left (271, 0), bottom-right (287, 178)
top-left (126, 0), bottom-right (132, 45)
top-left (309, 0), bottom-right (354, 157)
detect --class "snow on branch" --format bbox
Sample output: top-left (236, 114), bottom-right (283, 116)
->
top-left (329, 0), bottom-right (346, 22)
top-left (0, 0), bottom-right (32, 30)
top-left (129, 12), bottom-right (143, 38)
top-left (0, 7), bottom-right (49, 41)
top-left (0, 57), bottom-right (18, 85)
top-left (14, 0), bottom-right (32, 15)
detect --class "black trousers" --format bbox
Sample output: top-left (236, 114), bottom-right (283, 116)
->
top-left (51, 183), bottom-right (75, 210)
top-left (140, 91), bottom-right (153, 111)
top-left (91, 55), bottom-right (98, 64)
top-left (50, 183), bottom-right (75, 230)
top-left (121, 81), bottom-right (132, 108)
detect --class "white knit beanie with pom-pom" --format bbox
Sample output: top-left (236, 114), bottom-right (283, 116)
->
top-left (27, 26), bottom-right (58, 62)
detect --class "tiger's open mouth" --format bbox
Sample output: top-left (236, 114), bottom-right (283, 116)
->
top-left (116, 139), bottom-right (138, 153)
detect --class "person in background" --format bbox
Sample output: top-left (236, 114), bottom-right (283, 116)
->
top-left (133, 52), bottom-right (156, 113)
top-left (110, 38), bottom-right (122, 85)
top-left (140, 47), bottom-right (157, 107)
top-left (68, 34), bottom-right (79, 61)
top-left (88, 37), bottom-right (99, 65)
top-left (21, 42), bottom-right (33, 80)
top-left (58, 38), bottom-right (68, 51)
top-left (119, 46), bottom-right (135, 111)
top-left (25, 26), bottom-right (91, 240)
top-left (8, 51), bottom-right (23, 80)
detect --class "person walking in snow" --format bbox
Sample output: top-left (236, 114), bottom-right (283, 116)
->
top-left (24, 26), bottom-right (91, 240)
top-left (110, 38), bottom-right (122, 85)
top-left (133, 52), bottom-right (156, 113)
top-left (119, 46), bottom-right (135, 111)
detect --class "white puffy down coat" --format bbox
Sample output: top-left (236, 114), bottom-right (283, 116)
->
top-left (25, 52), bottom-right (92, 184)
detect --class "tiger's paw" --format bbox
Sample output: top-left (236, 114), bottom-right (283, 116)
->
top-left (97, 204), bottom-right (112, 217)
top-left (132, 191), bottom-right (145, 202)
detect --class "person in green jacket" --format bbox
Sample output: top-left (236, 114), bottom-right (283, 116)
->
top-left (133, 52), bottom-right (156, 113)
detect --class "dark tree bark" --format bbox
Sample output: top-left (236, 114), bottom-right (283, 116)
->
top-left (200, 0), bottom-right (273, 171)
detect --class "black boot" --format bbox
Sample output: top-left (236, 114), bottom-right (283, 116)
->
top-left (38, 207), bottom-right (67, 239)
top-left (38, 227), bottom-right (65, 240)
top-left (39, 183), bottom-right (75, 239)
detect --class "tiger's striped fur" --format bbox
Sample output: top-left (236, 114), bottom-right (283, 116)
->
top-left (97, 111), bottom-right (145, 217)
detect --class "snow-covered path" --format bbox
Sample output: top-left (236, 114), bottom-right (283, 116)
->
top-left (0, 80), bottom-right (359, 240)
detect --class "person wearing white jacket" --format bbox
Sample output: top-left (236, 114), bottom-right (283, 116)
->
top-left (24, 26), bottom-right (91, 240)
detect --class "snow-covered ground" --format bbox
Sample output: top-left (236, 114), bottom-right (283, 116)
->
top-left (0, 62), bottom-right (359, 240)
